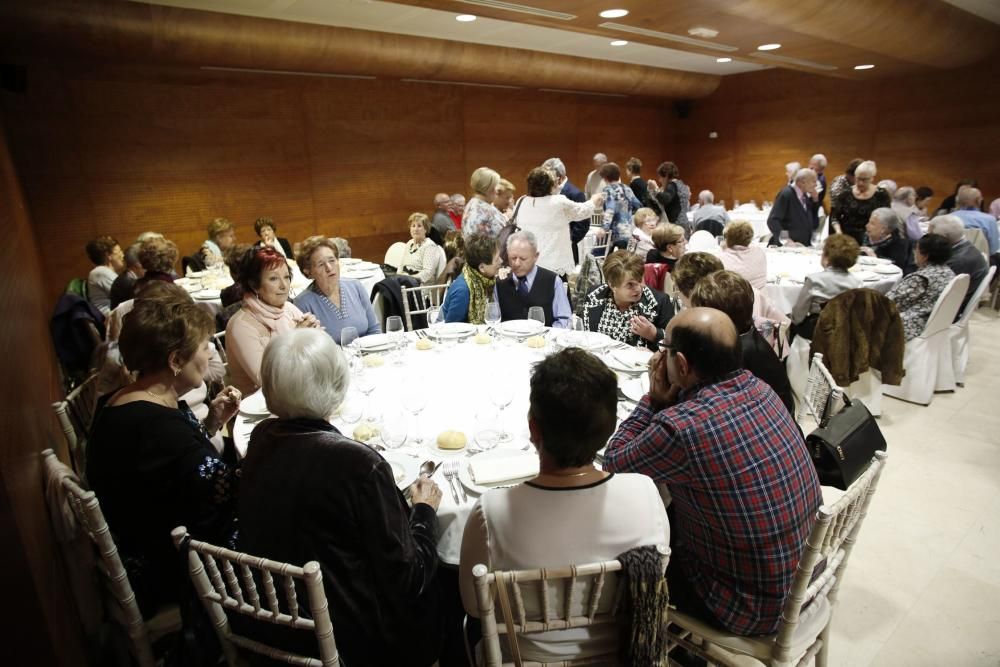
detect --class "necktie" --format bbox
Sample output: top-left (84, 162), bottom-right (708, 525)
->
top-left (517, 276), bottom-right (529, 297)
top-left (801, 194), bottom-right (810, 211)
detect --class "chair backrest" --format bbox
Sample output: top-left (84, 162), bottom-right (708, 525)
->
top-left (964, 228), bottom-right (989, 257)
top-left (383, 241), bottom-right (407, 270)
top-left (590, 212), bottom-right (604, 227)
top-left (798, 352), bottom-right (845, 425)
top-left (956, 265), bottom-right (996, 326)
top-left (51, 373), bottom-right (100, 474)
top-left (770, 451), bottom-right (888, 663)
top-left (400, 283), bottom-right (449, 331)
top-left (687, 229), bottom-right (719, 252)
top-left (212, 331), bottom-right (229, 365)
top-left (472, 544), bottom-right (669, 667)
top-left (695, 218), bottom-right (725, 237)
top-left (921, 274), bottom-right (970, 337)
top-left (171, 527), bottom-right (341, 667)
top-left (42, 449), bottom-right (157, 667)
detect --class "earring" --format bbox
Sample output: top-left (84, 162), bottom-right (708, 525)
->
top-left (174, 368), bottom-right (181, 376)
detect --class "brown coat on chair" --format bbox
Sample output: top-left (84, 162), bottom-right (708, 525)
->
top-left (811, 288), bottom-right (905, 386)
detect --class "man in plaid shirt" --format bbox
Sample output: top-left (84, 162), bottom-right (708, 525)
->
top-left (605, 308), bottom-right (822, 636)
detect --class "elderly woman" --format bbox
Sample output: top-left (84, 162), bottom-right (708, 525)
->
top-left (629, 207), bottom-right (658, 258)
top-left (462, 167), bottom-right (508, 238)
top-left (226, 246), bottom-right (320, 394)
top-left (791, 234), bottom-right (862, 338)
top-left (236, 329), bottom-right (444, 666)
top-left (437, 230), bottom-right (465, 284)
top-left (398, 212), bottom-right (443, 284)
top-left (720, 220), bottom-right (767, 290)
top-left (87, 296), bottom-right (241, 616)
top-left (496, 178), bottom-right (516, 219)
top-left (672, 252), bottom-right (724, 308)
top-left (517, 167), bottom-right (602, 278)
top-left (583, 251), bottom-right (674, 350)
top-left (220, 243), bottom-right (251, 308)
top-left (254, 216), bottom-right (293, 257)
top-left (862, 207), bottom-right (913, 272)
top-left (892, 186), bottom-right (924, 241)
top-left (135, 237), bottom-right (179, 288)
top-left (647, 161), bottom-right (691, 228)
top-left (86, 235), bottom-right (125, 315)
top-left (830, 160), bottom-right (892, 244)
top-left (460, 348), bottom-right (669, 663)
top-left (295, 235), bottom-right (380, 342)
top-left (599, 163), bottom-right (643, 247)
top-left (201, 217), bottom-right (236, 266)
top-left (441, 233), bottom-right (502, 324)
top-left (645, 222), bottom-right (687, 269)
top-left (887, 234), bottom-right (955, 340)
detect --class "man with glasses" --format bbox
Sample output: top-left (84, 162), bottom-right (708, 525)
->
top-left (604, 308), bottom-right (821, 638)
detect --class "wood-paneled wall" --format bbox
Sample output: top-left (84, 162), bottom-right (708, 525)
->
top-left (0, 120), bottom-right (86, 666)
top-left (671, 63), bottom-right (1000, 214)
top-left (1, 61), bottom-right (670, 301)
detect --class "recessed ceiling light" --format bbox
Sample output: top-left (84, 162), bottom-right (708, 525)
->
top-left (757, 43), bottom-right (781, 51)
top-left (854, 64), bottom-right (875, 70)
top-left (599, 9), bottom-right (629, 19)
top-left (716, 57), bottom-right (732, 63)
top-left (610, 40), bottom-right (628, 46)
top-left (455, 14), bottom-right (477, 22)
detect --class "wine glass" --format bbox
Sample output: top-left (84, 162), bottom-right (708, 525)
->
top-left (485, 301), bottom-right (501, 340)
top-left (402, 389), bottom-right (427, 444)
top-left (380, 408), bottom-right (408, 450)
top-left (355, 370), bottom-right (377, 416)
top-left (490, 380), bottom-right (515, 443)
top-left (527, 306), bottom-right (545, 328)
top-left (426, 306), bottom-right (442, 335)
top-left (340, 326), bottom-right (359, 360)
top-left (386, 316), bottom-right (404, 364)
top-left (338, 395), bottom-right (363, 425)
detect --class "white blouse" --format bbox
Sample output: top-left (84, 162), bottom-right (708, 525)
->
top-left (516, 195), bottom-right (596, 276)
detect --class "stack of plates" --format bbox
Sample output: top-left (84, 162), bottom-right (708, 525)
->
top-left (429, 322), bottom-right (476, 339)
top-left (342, 261), bottom-right (381, 280)
top-left (239, 390), bottom-right (270, 416)
top-left (605, 347), bottom-right (652, 373)
top-left (496, 319), bottom-right (545, 338)
top-left (193, 288), bottom-right (221, 300)
top-left (555, 330), bottom-right (613, 351)
top-left (358, 333), bottom-right (396, 352)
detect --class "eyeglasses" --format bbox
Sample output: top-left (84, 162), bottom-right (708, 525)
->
top-left (657, 341), bottom-right (676, 354)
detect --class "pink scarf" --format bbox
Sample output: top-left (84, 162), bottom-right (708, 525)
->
top-left (241, 294), bottom-right (301, 334)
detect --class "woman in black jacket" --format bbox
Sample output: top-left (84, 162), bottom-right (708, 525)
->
top-left (582, 250), bottom-right (673, 351)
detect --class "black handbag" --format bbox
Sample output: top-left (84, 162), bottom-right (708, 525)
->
top-left (805, 395), bottom-right (887, 490)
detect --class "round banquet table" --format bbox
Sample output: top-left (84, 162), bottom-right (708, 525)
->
top-left (760, 247), bottom-right (903, 315)
top-left (232, 328), bottom-right (651, 565)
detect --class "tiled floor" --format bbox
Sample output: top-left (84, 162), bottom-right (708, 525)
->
top-left (820, 309), bottom-right (1000, 666)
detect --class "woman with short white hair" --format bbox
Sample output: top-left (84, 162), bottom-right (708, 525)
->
top-left (830, 159), bottom-right (891, 244)
top-left (237, 328), bottom-right (445, 666)
top-left (462, 166), bottom-right (508, 238)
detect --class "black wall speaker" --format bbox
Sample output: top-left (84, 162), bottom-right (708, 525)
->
top-left (1, 64), bottom-right (27, 94)
top-left (673, 100), bottom-right (692, 119)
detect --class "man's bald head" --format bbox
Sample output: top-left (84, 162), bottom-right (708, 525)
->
top-left (434, 193), bottom-right (450, 210)
top-left (665, 307), bottom-right (742, 383)
top-left (957, 186), bottom-right (982, 208)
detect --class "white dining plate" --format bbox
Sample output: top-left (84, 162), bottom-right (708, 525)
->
top-left (621, 375), bottom-right (650, 402)
top-left (425, 433), bottom-right (472, 457)
top-left (459, 450), bottom-right (539, 495)
top-left (605, 347), bottom-right (653, 373)
top-left (556, 330), bottom-right (614, 351)
top-left (873, 264), bottom-right (900, 274)
top-left (429, 322), bottom-right (477, 339)
top-left (193, 288), bottom-right (221, 300)
top-left (339, 257), bottom-right (362, 266)
top-left (856, 256), bottom-right (880, 266)
top-left (381, 452), bottom-right (419, 491)
top-left (239, 390), bottom-right (270, 416)
top-left (851, 270), bottom-right (877, 281)
top-left (497, 319), bottom-right (545, 336)
top-left (358, 333), bottom-right (395, 351)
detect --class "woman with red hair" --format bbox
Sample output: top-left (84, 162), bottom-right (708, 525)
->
top-left (225, 246), bottom-right (320, 394)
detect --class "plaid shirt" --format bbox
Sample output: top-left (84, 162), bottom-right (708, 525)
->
top-left (604, 370), bottom-right (821, 636)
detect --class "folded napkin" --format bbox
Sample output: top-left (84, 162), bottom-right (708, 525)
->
top-left (469, 454), bottom-right (539, 485)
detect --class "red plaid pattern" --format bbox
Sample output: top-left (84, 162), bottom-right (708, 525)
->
top-left (605, 370), bottom-right (822, 636)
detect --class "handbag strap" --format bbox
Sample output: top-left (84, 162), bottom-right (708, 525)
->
top-left (509, 195), bottom-right (526, 226)
top-left (495, 573), bottom-right (524, 667)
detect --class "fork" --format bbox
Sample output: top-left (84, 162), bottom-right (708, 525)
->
top-left (415, 329), bottom-right (427, 340)
top-left (441, 461), bottom-right (460, 503)
top-left (445, 461), bottom-right (466, 502)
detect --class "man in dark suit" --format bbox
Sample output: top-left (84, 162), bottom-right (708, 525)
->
top-left (767, 168), bottom-right (819, 246)
top-left (543, 156), bottom-right (590, 264)
top-left (809, 153), bottom-right (828, 211)
top-left (495, 230), bottom-right (571, 328)
top-left (929, 214), bottom-right (989, 317)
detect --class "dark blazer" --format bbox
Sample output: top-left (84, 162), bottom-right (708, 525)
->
top-left (563, 180), bottom-right (590, 262)
top-left (767, 185), bottom-right (819, 246)
top-left (948, 239), bottom-right (989, 316)
top-left (562, 180), bottom-right (586, 203)
top-left (629, 177), bottom-right (650, 208)
top-left (582, 285), bottom-right (674, 351)
top-left (871, 233), bottom-right (915, 275)
top-left (740, 328), bottom-right (794, 417)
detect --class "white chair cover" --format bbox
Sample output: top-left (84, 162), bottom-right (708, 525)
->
top-left (950, 266), bottom-right (996, 385)
top-left (383, 241), bottom-right (407, 269)
top-left (687, 230), bottom-right (719, 252)
top-left (886, 274), bottom-right (970, 405)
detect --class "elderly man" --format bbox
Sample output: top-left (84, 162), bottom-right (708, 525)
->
top-left (862, 207), bottom-right (913, 273)
top-left (767, 167), bottom-right (819, 246)
top-left (542, 157), bottom-right (589, 264)
top-left (691, 190), bottom-right (729, 231)
top-left (953, 187), bottom-right (999, 258)
top-left (494, 230), bottom-right (571, 328)
top-left (448, 193), bottom-right (466, 230)
top-left (604, 307), bottom-right (821, 637)
top-left (585, 152), bottom-right (607, 198)
top-left (809, 153), bottom-right (828, 208)
top-left (929, 214), bottom-right (989, 315)
top-left (431, 193), bottom-right (455, 238)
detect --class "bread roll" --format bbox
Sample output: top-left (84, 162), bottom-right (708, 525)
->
top-left (525, 335), bottom-right (546, 348)
top-left (363, 354), bottom-right (385, 368)
top-left (415, 338), bottom-right (434, 351)
top-left (474, 333), bottom-right (492, 345)
top-left (353, 423), bottom-right (380, 442)
top-left (436, 430), bottom-right (467, 450)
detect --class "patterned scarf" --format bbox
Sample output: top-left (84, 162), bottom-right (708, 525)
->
top-left (461, 263), bottom-right (496, 325)
top-left (617, 545), bottom-right (670, 666)
top-left (587, 284), bottom-right (660, 347)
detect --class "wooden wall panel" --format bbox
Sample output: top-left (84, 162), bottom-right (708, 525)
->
top-left (673, 64), bottom-right (1000, 212)
top-left (1, 62), bottom-right (674, 301)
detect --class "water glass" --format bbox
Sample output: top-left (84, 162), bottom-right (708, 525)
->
top-left (340, 327), bottom-right (359, 359)
top-left (490, 381), bottom-right (515, 443)
top-left (380, 409), bottom-right (408, 450)
top-left (474, 409), bottom-right (501, 452)
top-left (402, 389), bottom-right (427, 444)
top-left (339, 396), bottom-right (363, 425)
top-left (386, 316), bottom-right (405, 364)
top-left (527, 306), bottom-right (545, 327)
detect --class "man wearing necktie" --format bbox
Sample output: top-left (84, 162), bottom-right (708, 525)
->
top-left (494, 230), bottom-right (572, 328)
top-left (766, 167), bottom-right (820, 247)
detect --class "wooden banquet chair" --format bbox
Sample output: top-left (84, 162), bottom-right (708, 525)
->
top-left (885, 274), bottom-right (969, 405)
top-left (51, 372), bottom-right (100, 475)
top-left (401, 283), bottom-right (449, 331)
top-left (42, 449), bottom-right (181, 667)
top-left (667, 451), bottom-right (889, 667)
top-left (951, 266), bottom-right (996, 385)
top-left (171, 526), bottom-right (341, 667)
top-left (470, 545), bottom-right (669, 667)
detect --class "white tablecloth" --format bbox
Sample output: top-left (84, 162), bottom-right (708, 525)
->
top-left (232, 330), bottom-right (645, 565)
top-left (688, 209), bottom-right (770, 238)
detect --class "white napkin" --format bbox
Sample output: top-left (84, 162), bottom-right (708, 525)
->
top-left (469, 454), bottom-right (539, 485)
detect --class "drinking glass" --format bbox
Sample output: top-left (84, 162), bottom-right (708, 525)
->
top-left (380, 409), bottom-right (408, 450)
top-left (355, 370), bottom-right (377, 416)
top-left (527, 306), bottom-right (545, 327)
top-left (339, 395), bottom-right (363, 425)
top-left (474, 409), bottom-right (500, 452)
top-left (402, 389), bottom-right (427, 444)
top-left (340, 327), bottom-right (359, 359)
top-left (386, 316), bottom-right (404, 364)
top-left (490, 380), bottom-right (515, 443)
top-left (485, 301), bottom-right (501, 340)
top-left (426, 306), bottom-right (442, 335)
